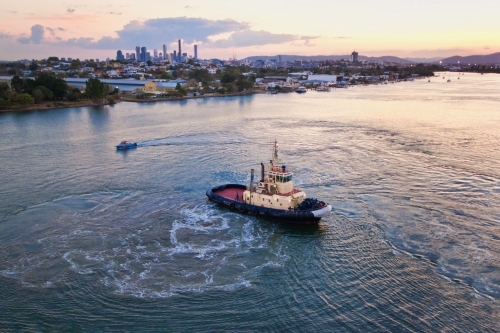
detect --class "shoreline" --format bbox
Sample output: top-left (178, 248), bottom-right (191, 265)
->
top-left (0, 90), bottom-right (263, 113)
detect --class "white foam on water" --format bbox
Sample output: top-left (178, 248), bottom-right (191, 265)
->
top-left (0, 192), bottom-right (289, 298)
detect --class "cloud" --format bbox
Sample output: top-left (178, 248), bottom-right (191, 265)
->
top-left (304, 39), bottom-right (315, 47)
top-left (60, 17), bottom-right (249, 49)
top-left (211, 30), bottom-right (318, 48)
top-left (0, 32), bottom-right (12, 39)
top-left (67, 8), bottom-right (75, 13)
top-left (17, 24), bottom-right (45, 44)
top-left (46, 27), bottom-right (56, 36)
top-left (16, 17), bottom-right (319, 51)
top-left (484, 46), bottom-right (490, 49)
top-left (106, 12), bottom-right (122, 15)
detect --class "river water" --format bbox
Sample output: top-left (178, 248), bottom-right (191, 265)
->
top-left (0, 73), bottom-right (499, 332)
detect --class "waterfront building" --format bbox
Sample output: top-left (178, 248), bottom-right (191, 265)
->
top-left (135, 46), bottom-right (140, 61)
top-left (163, 45), bottom-right (167, 60)
top-left (194, 45), bottom-right (198, 60)
top-left (139, 79), bottom-right (187, 94)
top-left (116, 50), bottom-right (125, 61)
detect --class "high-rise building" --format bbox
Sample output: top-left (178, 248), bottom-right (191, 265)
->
top-left (173, 50), bottom-right (177, 62)
top-left (159, 52), bottom-right (162, 59)
top-left (178, 39), bottom-right (182, 62)
top-left (141, 47), bottom-right (147, 62)
top-left (125, 53), bottom-right (130, 59)
top-left (163, 44), bottom-right (167, 60)
top-left (116, 50), bottom-right (124, 61)
top-left (135, 46), bottom-right (140, 61)
top-left (130, 53), bottom-right (136, 60)
top-left (154, 49), bottom-right (158, 58)
top-left (351, 50), bottom-right (359, 63)
top-left (194, 45), bottom-right (198, 60)
top-left (182, 53), bottom-right (187, 63)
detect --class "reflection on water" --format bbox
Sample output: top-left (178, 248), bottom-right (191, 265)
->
top-left (0, 73), bottom-right (499, 331)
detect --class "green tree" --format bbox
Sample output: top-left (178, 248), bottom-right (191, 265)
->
top-left (175, 83), bottom-right (187, 96)
top-left (85, 78), bottom-right (110, 104)
top-left (31, 89), bottom-right (44, 104)
top-left (47, 56), bottom-right (59, 62)
top-left (160, 72), bottom-right (174, 80)
top-left (70, 59), bottom-right (81, 70)
top-left (36, 86), bottom-right (54, 100)
top-left (15, 93), bottom-right (34, 105)
top-left (0, 82), bottom-right (10, 98)
top-left (29, 60), bottom-right (39, 71)
top-left (11, 76), bottom-right (23, 93)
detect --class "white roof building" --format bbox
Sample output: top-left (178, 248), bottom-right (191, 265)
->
top-left (306, 74), bottom-right (337, 83)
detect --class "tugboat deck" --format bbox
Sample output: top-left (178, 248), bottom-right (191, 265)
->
top-left (214, 187), bottom-right (245, 201)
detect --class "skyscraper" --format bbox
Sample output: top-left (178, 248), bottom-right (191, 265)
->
top-left (194, 45), bottom-right (198, 60)
top-left (116, 50), bottom-right (124, 61)
top-left (178, 39), bottom-right (182, 62)
top-left (351, 51), bottom-right (359, 63)
top-left (141, 47), bottom-right (147, 62)
top-left (154, 49), bottom-right (158, 58)
top-left (163, 44), bottom-right (167, 60)
top-left (135, 46), bottom-right (140, 61)
top-left (173, 50), bottom-right (177, 62)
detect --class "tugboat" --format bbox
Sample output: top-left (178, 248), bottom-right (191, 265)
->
top-left (206, 141), bottom-right (332, 223)
top-left (116, 140), bottom-right (138, 150)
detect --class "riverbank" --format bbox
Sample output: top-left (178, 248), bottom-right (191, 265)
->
top-left (0, 99), bottom-right (116, 113)
top-left (0, 90), bottom-right (263, 113)
top-left (121, 90), bottom-right (261, 103)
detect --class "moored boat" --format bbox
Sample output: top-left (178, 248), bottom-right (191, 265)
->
top-left (116, 140), bottom-right (138, 150)
top-left (295, 86), bottom-right (307, 93)
top-left (206, 141), bottom-right (332, 223)
top-left (316, 86), bottom-right (331, 92)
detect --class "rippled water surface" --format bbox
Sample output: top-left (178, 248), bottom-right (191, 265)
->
top-left (1, 73), bottom-right (499, 332)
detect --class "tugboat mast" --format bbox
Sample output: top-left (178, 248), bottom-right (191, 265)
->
top-left (272, 140), bottom-right (279, 165)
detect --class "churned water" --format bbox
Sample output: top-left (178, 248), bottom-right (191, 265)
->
top-left (0, 73), bottom-right (499, 332)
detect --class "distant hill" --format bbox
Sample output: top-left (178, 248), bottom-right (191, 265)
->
top-left (244, 55), bottom-right (414, 64)
top-left (404, 57), bottom-right (443, 63)
top-left (440, 52), bottom-right (500, 64)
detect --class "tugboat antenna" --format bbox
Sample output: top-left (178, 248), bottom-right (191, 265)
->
top-left (272, 139), bottom-right (279, 164)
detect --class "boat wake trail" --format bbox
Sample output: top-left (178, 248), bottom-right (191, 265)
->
top-left (0, 192), bottom-right (286, 298)
top-left (137, 133), bottom-right (246, 148)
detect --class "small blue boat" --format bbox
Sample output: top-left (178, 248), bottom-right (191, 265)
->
top-left (116, 140), bottom-right (138, 150)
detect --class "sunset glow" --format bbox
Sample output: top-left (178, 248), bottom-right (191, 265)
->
top-left (1, 0), bottom-right (499, 60)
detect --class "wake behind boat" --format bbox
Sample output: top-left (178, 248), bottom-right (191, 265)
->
top-left (206, 141), bottom-right (332, 223)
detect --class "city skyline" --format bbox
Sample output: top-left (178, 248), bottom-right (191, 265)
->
top-left (1, 0), bottom-right (499, 60)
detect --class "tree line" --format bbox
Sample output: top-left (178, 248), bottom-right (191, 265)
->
top-left (0, 75), bottom-right (117, 110)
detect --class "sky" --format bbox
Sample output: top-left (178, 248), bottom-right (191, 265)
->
top-left (1, 0), bottom-right (499, 61)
